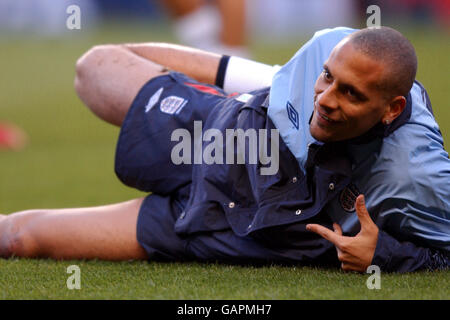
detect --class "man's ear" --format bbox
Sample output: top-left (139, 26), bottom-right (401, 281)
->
top-left (382, 96), bottom-right (406, 124)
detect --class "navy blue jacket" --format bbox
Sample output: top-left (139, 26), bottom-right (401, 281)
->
top-left (115, 72), bottom-right (449, 272)
top-left (172, 88), bottom-right (449, 272)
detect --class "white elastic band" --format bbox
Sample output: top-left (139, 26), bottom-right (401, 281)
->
top-left (223, 56), bottom-right (281, 94)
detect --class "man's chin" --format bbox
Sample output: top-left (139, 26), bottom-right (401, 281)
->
top-left (309, 122), bottom-right (335, 143)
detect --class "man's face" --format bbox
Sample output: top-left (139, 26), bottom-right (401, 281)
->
top-left (310, 39), bottom-right (389, 142)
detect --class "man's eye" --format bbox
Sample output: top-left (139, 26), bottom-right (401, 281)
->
top-left (323, 70), bottom-right (331, 80)
top-left (346, 88), bottom-right (356, 97)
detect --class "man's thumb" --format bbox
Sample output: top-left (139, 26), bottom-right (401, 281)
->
top-left (355, 194), bottom-right (371, 227)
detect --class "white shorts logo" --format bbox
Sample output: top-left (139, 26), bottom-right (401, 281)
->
top-left (145, 87), bottom-right (164, 113)
top-left (160, 96), bottom-right (188, 115)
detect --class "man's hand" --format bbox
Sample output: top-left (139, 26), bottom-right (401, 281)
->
top-left (306, 194), bottom-right (379, 272)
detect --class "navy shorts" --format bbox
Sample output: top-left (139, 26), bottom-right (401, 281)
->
top-left (115, 72), bottom-right (334, 265)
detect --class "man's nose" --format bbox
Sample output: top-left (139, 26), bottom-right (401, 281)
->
top-left (317, 85), bottom-right (338, 110)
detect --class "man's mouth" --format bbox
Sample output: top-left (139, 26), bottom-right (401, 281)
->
top-left (319, 112), bottom-right (335, 123)
top-left (315, 109), bottom-right (340, 126)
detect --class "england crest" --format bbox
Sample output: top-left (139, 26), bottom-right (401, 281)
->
top-left (339, 184), bottom-right (360, 212)
top-left (160, 95), bottom-right (188, 115)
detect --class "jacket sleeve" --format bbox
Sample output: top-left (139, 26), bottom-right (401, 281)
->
top-left (371, 230), bottom-right (449, 273)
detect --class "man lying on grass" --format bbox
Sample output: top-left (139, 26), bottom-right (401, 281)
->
top-left (0, 27), bottom-right (448, 273)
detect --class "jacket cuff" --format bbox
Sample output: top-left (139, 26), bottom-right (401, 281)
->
top-left (370, 230), bottom-right (435, 273)
top-left (371, 230), bottom-right (396, 271)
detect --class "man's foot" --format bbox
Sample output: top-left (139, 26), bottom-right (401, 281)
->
top-left (0, 122), bottom-right (28, 151)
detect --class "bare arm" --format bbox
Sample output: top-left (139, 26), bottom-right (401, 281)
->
top-left (75, 42), bottom-right (275, 126)
top-left (123, 42), bottom-right (222, 84)
top-left (75, 43), bottom-right (222, 125)
top-left (120, 42), bottom-right (277, 92)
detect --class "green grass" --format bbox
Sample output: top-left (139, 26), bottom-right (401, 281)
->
top-left (0, 23), bottom-right (449, 299)
top-left (1, 259), bottom-right (448, 300)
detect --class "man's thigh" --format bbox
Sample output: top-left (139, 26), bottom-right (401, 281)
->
top-left (75, 45), bottom-right (169, 126)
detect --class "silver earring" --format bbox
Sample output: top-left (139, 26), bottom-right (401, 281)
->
top-left (384, 119), bottom-right (391, 125)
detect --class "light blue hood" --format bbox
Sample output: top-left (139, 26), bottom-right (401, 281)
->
top-left (268, 27), bottom-right (357, 173)
top-left (267, 27), bottom-right (450, 252)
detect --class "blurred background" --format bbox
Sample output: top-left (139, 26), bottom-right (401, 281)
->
top-left (0, 0), bottom-right (449, 213)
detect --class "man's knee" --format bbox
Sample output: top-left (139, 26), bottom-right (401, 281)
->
top-left (0, 211), bottom-right (44, 258)
top-left (75, 45), bottom-right (121, 121)
top-left (75, 44), bottom-right (120, 83)
top-left (75, 43), bottom-right (169, 126)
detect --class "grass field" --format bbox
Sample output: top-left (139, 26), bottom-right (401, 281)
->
top-left (0, 23), bottom-right (449, 300)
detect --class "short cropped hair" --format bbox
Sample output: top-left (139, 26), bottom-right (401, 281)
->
top-left (347, 27), bottom-right (417, 98)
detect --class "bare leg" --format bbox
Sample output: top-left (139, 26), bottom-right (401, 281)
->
top-left (75, 45), bottom-right (168, 126)
top-left (162, 0), bottom-right (249, 57)
top-left (0, 198), bottom-right (148, 260)
top-left (216, 0), bottom-right (247, 48)
top-left (160, 0), bottom-right (205, 18)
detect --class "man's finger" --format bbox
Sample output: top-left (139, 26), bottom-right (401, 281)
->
top-left (333, 223), bottom-right (343, 236)
top-left (341, 262), bottom-right (352, 271)
top-left (306, 224), bottom-right (342, 246)
top-left (355, 194), bottom-right (374, 228)
top-left (341, 262), bottom-right (363, 272)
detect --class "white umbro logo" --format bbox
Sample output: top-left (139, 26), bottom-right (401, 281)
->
top-left (144, 87), bottom-right (164, 113)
